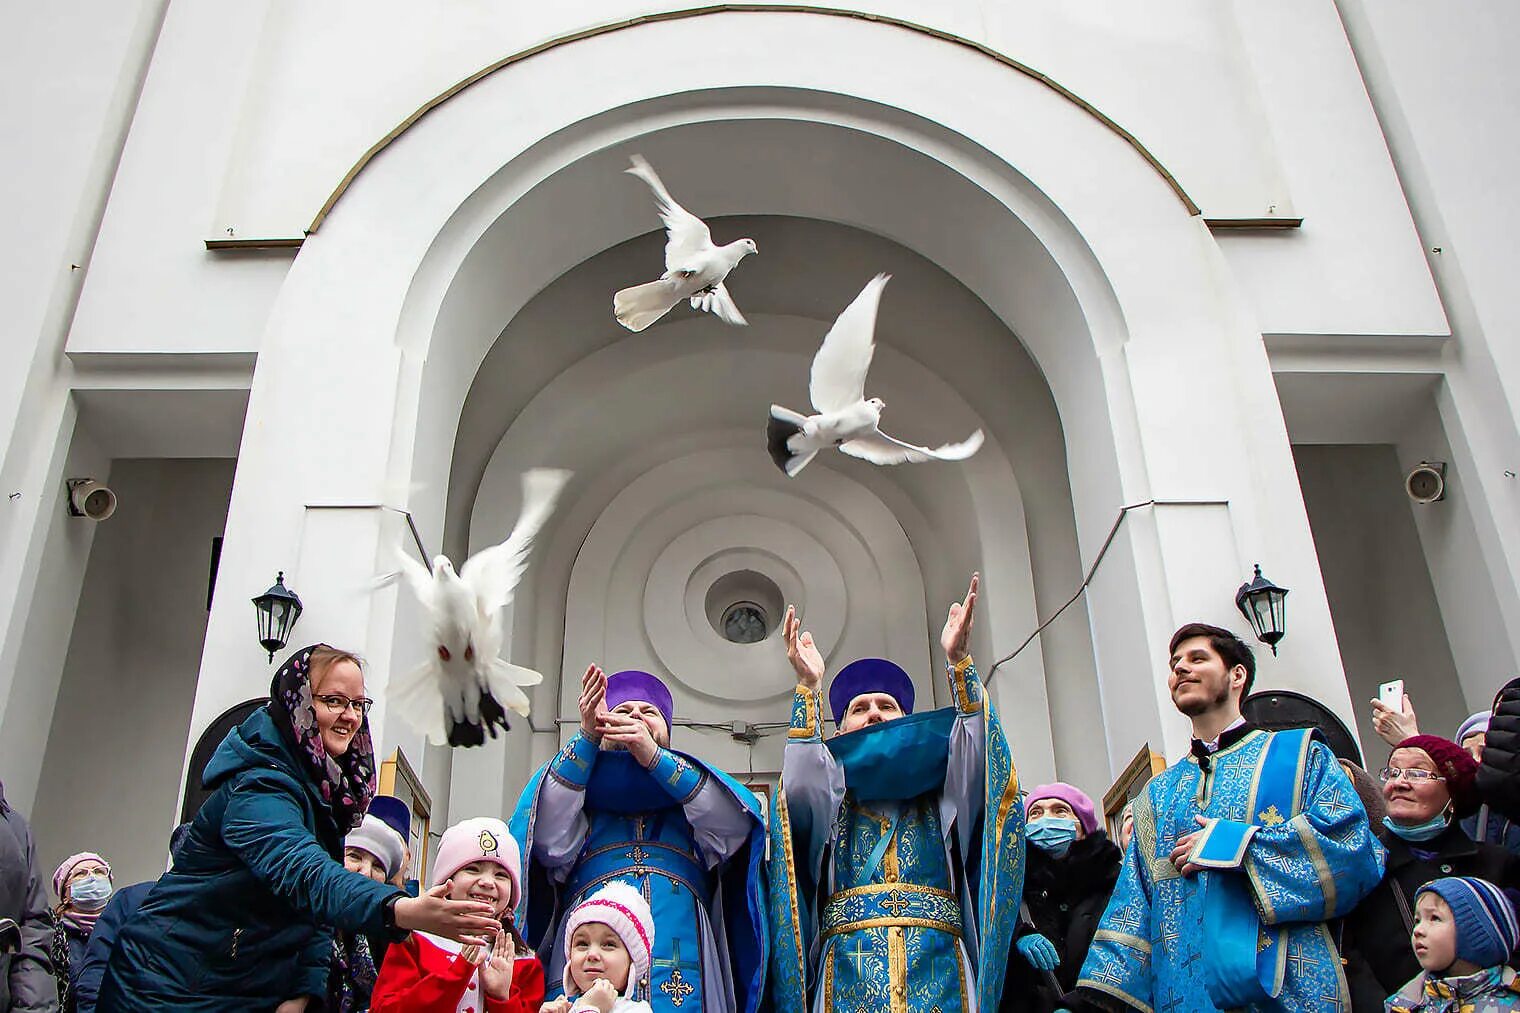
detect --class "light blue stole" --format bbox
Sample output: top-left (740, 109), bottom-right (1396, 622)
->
top-left (1196, 727), bottom-right (1315, 1007)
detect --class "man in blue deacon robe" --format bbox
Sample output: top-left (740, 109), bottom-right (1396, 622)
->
top-left (766, 574), bottom-right (1025, 1013)
top-left (510, 666), bottom-right (767, 1013)
top-left (1077, 622), bottom-right (1386, 1012)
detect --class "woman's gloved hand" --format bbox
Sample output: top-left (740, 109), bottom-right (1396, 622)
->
top-left (1016, 932), bottom-right (1061, 971)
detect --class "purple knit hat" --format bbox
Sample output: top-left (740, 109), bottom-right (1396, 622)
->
top-left (605, 670), bottom-right (674, 735)
top-left (829, 658), bottom-right (915, 726)
top-left (1027, 783), bottom-right (1100, 836)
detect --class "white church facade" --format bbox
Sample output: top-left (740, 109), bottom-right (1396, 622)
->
top-left (4, 1), bottom-right (1519, 886)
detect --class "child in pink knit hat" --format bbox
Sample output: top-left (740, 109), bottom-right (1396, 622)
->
top-left (371, 817), bottom-right (544, 1012)
top-left (540, 881), bottom-right (655, 1013)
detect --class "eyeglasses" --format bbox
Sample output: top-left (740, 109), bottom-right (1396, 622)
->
top-left (1379, 766), bottom-right (1446, 784)
top-left (313, 693), bottom-right (374, 717)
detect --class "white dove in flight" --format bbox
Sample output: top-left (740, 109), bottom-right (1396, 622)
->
top-left (766, 274), bottom-right (985, 478)
top-left (613, 155), bottom-right (757, 332)
top-left (387, 468), bottom-right (571, 747)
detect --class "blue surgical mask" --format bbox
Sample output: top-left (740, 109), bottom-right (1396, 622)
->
top-left (1384, 811), bottom-right (1451, 843)
top-left (1027, 816), bottom-right (1080, 857)
top-left (69, 874), bottom-right (113, 911)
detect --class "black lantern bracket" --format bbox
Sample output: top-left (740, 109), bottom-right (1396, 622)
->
top-left (1236, 563), bottom-right (1288, 656)
top-left (253, 571), bottom-right (304, 663)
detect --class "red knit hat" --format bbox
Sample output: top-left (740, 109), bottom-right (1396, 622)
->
top-left (1395, 735), bottom-right (1480, 816)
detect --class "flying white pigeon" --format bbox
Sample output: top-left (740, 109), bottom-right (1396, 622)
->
top-left (613, 155), bottom-right (757, 332)
top-left (387, 468), bottom-right (571, 747)
top-left (766, 274), bottom-right (985, 477)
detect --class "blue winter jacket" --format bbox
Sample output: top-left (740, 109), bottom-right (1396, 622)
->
top-left (97, 708), bottom-right (401, 1011)
top-left (72, 879), bottom-right (151, 1013)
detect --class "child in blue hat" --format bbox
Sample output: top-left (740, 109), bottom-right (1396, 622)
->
top-left (1386, 876), bottom-right (1520, 1012)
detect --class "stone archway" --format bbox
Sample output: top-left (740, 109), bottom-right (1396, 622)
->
top-left (188, 11), bottom-right (1355, 815)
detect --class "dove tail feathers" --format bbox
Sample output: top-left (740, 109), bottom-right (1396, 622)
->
top-left (767, 405), bottom-right (816, 477)
top-left (614, 278), bottom-right (683, 332)
top-left (447, 692), bottom-right (509, 748)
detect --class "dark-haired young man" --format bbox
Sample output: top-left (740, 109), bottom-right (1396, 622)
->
top-left (1076, 623), bottom-right (1386, 1012)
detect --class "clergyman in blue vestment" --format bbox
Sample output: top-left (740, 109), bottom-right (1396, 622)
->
top-left (1077, 622), bottom-right (1386, 1012)
top-left (766, 573), bottom-right (1026, 1013)
top-left (510, 666), bottom-right (768, 1013)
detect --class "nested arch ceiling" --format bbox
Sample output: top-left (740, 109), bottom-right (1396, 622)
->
top-left (447, 215), bottom-right (1101, 790)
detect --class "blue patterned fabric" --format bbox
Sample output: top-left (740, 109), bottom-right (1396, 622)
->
top-left (510, 746), bottom-right (768, 1013)
top-left (767, 662), bottom-right (1024, 1013)
top-left (1078, 729), bottom-right (1386, 1013)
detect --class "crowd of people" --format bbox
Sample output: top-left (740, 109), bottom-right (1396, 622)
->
top-left (4, 575), bottom-right (1520, 1012)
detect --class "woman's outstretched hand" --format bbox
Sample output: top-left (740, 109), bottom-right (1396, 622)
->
top-left (393, 884), bottom-right (500, 945)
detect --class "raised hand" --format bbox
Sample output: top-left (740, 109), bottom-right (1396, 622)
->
top-left (538, 1000), bottom-right (573, 1013)
top-left (393, 883), bottom-right (501, 946)
top-left (582, 978), bottom-right (618, 1013)
top-left (783, 605), bottom-right (825, 690)
top-left (578, 664), bottom-right (608, 743)
top-left (940, 573), bottom-right (979, 664)
top-left (481, 927), bottom-right (516, 998)
top-left (1370, 691), bottom-right (1419, 747)
top-left (598, 711), bottom-right (659, 767)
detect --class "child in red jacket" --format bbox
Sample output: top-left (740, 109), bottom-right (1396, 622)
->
top-left (372, 817), bottom-right (544, 1013)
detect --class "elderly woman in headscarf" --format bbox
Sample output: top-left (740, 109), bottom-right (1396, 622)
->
top-left (1001, 783), bottom-right (1122, 1013)
top-left (50, 851), bottom-right (113, 1010)
top-left (1340, 734), bottom-right (1520, 1012)
top-left (98, 645), bottom-right (502, 1012)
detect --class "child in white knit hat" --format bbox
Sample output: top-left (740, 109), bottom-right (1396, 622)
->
top-left (541, 881), bottom-right (655, 1013)
top-left (329, 814), bottom-right (409, 1011)
top-left (370, 817), bottom-right (544, 1012)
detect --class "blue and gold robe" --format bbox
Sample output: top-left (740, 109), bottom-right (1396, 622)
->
top-left (766, 658), bottom-right (1025, 1013)
top-left (1078, 727), bottom-right (1386, 1012)
top-left (510, 740), bottom-right (768, 1013)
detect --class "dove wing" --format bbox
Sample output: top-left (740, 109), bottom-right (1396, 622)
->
top-left (839, 427), bottom-right (986, 465)
top-left (809, 273), bottom-right (890, 413)
top-left (626, 155), bottom-right (713, 274)
top-left (459, 468), bottom-right (571, 614)
top-left (388, 660), bottom-right (452, 745)
top-left (705, 282), bottom-right (749, 326)
top-left (387, 547), bottom-right (439, 609)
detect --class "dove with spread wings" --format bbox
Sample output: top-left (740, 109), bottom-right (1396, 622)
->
top-left (386, 468), bottom-right (570, 747)
top-left (767, 274), bottom-right (984, 477)
top-left (613, 155), bottom-right (757, 332)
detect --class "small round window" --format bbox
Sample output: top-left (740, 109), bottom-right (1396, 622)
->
top-left (721, 601), bottom-right (769, 644)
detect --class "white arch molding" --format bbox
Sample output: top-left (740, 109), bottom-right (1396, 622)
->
top-left (186, 11), bottom-right (1357, 824)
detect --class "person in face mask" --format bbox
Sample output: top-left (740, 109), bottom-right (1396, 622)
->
top-left (1000, 784), bottom-right (1120, 1013)
top-left (51, 851), bottom-right (114, 1010)
top-left (1341, 735), bottom-right (1520, 1012)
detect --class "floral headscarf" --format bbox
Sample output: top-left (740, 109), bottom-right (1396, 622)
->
top-left (268, 644), bottom-right (377, 832)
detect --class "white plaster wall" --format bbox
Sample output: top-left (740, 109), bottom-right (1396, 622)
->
top-left (1277, 369), bottom-right (1517, 748)
top-left (1293, 444), bottom-right (1468, 761)
top-left (29, 459), bottom-right (233, 888)
top-left (0, 0), bottom-right (162, 469)
top-left (1346, 3), bottom-right (1520, 414)
top-left (208, 1), bottom-right (1289, 239)
top-left (65, 0), bottom-right (293, 355)
top-left (0, 409), bottom-right (109, 814)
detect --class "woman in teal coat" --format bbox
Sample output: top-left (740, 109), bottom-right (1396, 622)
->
top-left (98, 645), bottom-right (500, 1012)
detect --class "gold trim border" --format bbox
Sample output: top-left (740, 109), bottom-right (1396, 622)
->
top-left (821, 916), bottom-right (964, 941)
top-left (826, 881), bottom-right (957, 902)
